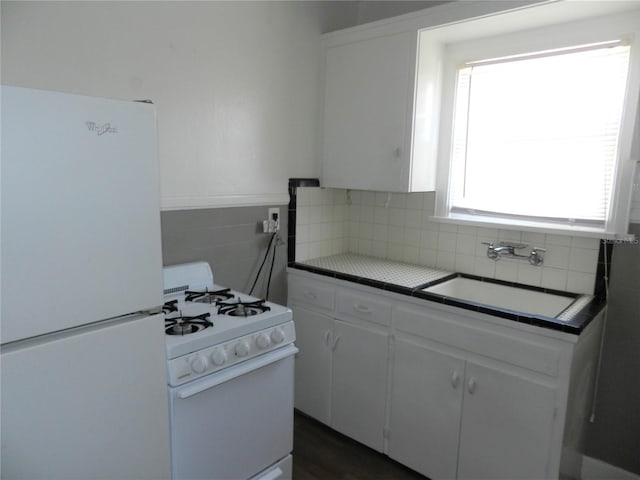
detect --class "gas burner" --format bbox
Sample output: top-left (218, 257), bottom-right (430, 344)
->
top-left (165, 313), bottom-right (213, 336)
top-left (163, 300), bottom-right (179, 314)
top-left (217, 299), bottom-right (271, 317)
top-left (185, 288), bottom-right (234, 304)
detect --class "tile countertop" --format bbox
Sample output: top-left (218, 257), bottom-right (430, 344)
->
top-left (290, 253), bottom-right (605, 335)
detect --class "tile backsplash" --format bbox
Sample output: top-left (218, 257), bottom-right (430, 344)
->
top-left (295, 187), bottom-right (601, 294)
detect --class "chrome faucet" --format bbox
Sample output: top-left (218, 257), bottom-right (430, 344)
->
top-left (481, 241), bottom-right (546, 266)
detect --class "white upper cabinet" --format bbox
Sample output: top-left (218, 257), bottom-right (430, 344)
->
top-left (321, 27), bottom-right (440, 193)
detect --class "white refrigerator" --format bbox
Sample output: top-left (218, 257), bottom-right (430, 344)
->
top-left (1, 86), bottom-right (171, 479)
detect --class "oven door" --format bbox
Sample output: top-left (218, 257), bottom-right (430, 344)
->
top-left (169, 344), bottom-right (297, 480)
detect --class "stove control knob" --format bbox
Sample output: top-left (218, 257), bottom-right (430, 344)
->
top-left (256, 333), bottom-right (271, 349)
top-left (190, 355), bottom-right (207, 374)
top-left (270, 328), bottom-right (285, 344)
top-left (210, 349), bottom-right (227, 366)
top-left (235, 341), bottom-right (250, 358)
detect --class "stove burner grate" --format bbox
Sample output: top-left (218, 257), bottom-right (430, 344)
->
top-left (165, 312), bottom-right (213, 336)
top-left (185, 288), bottom-right (234, 304)
top-left (217, 299), bottom-right (271, 317)
top-left (163, 300), bottom-right (179, 314)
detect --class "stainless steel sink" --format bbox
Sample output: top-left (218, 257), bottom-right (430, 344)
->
top-left (422, 277), bottom-right (576, 318)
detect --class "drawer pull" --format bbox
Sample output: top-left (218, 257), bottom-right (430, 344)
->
top-left (451, 371), bottom-right (460, 389)
top-left (353, 303), bottom-right (372, 314)
top-left (467, 378), bottom-right (477, 395)
top-left (332, 336), bottom-right (341, 351)
top-left (324, 330), bottom-right (332, 346)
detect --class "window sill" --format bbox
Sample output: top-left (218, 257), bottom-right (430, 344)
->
top-left (429, 213), bottom-right (635, 241)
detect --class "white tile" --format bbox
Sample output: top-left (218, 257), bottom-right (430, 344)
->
top-left (296, 224), bottom-right (310, 243)
top-left (474, 256), bottom-right (497, 278)
top-left (544, 245), bottom-right (570, 269)
top-left (296, 243), bottom-right (309, 261)
top-left (406, 193), bottom-right (424, 210)
top-left (522, 232), bottom-right (546, 247)
top-left (569, 247), bottom-right (599, 274)
top-left (359, 206), bottom-right (375, 223)
top-left (320, 205), bottom-right (332, 223)
top-left (455, 254), bottom-right (476, 275)
top-left (403, 246), bottom-right (420, 264)
top-left (405, 209), bottom-right (422, 228)
top-left (373, 224), bottom-right (389, 243)
top-left (438, 223), bottom-right (458, 233)
top-left (388, 227), bottom-right (404, 245)
top-left (494, 260), bottom-right (516, 282)
top-left (350, 190), bottom-right (362, 205)
top-left (438, 232), bottom-right (457, 253)
top-left (404, 227), bottom-right (422, 248)
top-left (374, 192), bottom-right (389, 207)
top-left (359, 239), bottom-right (373, 256)
top-left (476, 227), bottom-right (499, 239)
top-left (421, 229), bottom-right (439, 249)
top-left (332, 205), bottom-right (347, 222)
top-left (541, 267), bottom-right (568, 291)
top-left (373, 206), bottom-right (389, 225)
top-left (571, 236), bottom-right (601, 250)
top-left (436, 251), bottom-right (456, 271)
top-left (332, 189), bottom-right (347, 205)
top-left (423, 193), bottom-right (436, 214)
top-left (545, 233), bottom-right (572, 247)
top-left (456, 234), bottom-right (477, 254)
top-left (388, 244), bottom-right (404, 262)
top-left (358, 222), bottom-right (374, 239)
top-left (458, 225), bottom-right (477, 236)
top-left (567, 271), bottom-right (596, 294)
top-left (419, 248), bottom-right (438, 267)
top-left (422, 211), bottom-right (438, 230)
top-left (516, 264), bottom-right (542, 287)
top-left (388, 208), bottom-right (406, 227)
top-left (347, 222), bottom-right (359, 238)
top-left (499, 229), bottom-right (522, 244)
top-left (371, 241), bottom-right (388, 258)
top-left (361, 191), bottom-right (375, 206)
top-left (348, 204), bottom-right (361, 222)
top-left (296, 206), bottom-right (311, 225)
top-left (389, 193), bottom-right (407, 209)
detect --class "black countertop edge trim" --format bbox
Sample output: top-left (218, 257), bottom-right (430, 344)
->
top-left (289, 263), bottom-right (604, 335)
top-left (288, 178), bottom-right (320, 188)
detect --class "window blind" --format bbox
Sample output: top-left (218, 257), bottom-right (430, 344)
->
top-left (449, 42), bottom-right (631, 227)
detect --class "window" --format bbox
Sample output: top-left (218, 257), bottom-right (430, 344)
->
top-left (449, 42), bottom-right (630, 227)
top-left (432, 6), bottom-right (640, 238)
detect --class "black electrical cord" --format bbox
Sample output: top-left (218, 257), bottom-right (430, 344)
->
top-left (265, 236), bottom-right (279, 300)
top-left (249, 232), bottom-right (277, 296)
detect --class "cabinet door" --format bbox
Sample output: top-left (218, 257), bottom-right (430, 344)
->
top-left (457, 362), bottom-right (557, 479)
top-left (322, 31), bottom-right (414, 192)
top-left (331, 320), bottom-right (389, 452)
top-left (388, 338), bottom-right (465, 479)
top-left (291, 306), bottom-right (333, 425)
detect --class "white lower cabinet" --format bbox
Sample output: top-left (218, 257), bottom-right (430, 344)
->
top-left (331, 320), bottom-right (388, 452)
top-left (289, 280), bottom-right (390, 452)
top-left (389, 336), bottom-right (557, 479)
top-left (288, 270), bottom-right (602, 480)
top-left (291, 305), bottom-right (333, 425)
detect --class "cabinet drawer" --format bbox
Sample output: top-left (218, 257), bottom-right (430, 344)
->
top-left (394, 306), bottom-right (559, 377)
top-left (336, 290), bottom-right (392, 327)
top-left (288, 277), bottom-right (335, 312)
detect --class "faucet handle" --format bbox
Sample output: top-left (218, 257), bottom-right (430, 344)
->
top-left (481, 241), bottom-right (494, 247)
top-left (529, 247), bottom-right (546, 266)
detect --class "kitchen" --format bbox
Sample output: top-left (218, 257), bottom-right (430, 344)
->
top-left (2, 1), bottom-right (639, 479)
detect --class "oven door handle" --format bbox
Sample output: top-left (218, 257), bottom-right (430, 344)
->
top-left (177, 344), bottom-right (299, 399)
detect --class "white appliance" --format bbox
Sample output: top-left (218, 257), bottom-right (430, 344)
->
top-left (163, 262), bottom-right (297, 480)
top-left (1, 86), bottom-right (171, 479)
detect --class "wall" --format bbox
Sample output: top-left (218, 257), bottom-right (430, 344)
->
top-left (161, 206), bottom-right (289, 305)
top-left (584, 224), bottom-right (640, 475)
top-left (355, 0), bottom-right (450, 24)
top-left (0, 0), bottom-right (358, 209)
top-left (296, 187), bottom-right (601, 295)
top-left (1, 0), bottom-right (358, 303)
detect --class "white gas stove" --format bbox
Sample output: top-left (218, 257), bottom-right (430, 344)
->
top-left (162, 261), bottom-right (295, 386)
top-left (163, 261), bottom-right (296, 480)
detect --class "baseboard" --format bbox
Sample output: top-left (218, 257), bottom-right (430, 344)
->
top-left (581, 456), bottom-right (640, 480)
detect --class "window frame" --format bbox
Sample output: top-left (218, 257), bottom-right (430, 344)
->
top-left (432, 10), bottom-right (640, 239)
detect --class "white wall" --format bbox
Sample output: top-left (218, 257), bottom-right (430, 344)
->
top-left (1, 1), bottom-right (357, 210)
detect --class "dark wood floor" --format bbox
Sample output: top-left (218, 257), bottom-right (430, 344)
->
top-left (292, 411), bottom-right (428, 480)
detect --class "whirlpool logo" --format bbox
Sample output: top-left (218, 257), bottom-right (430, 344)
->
top-left (86, 121), bottom-right (118, 136)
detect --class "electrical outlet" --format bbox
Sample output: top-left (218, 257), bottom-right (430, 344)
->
top-left (265, 207), bottom-right (280, 233)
